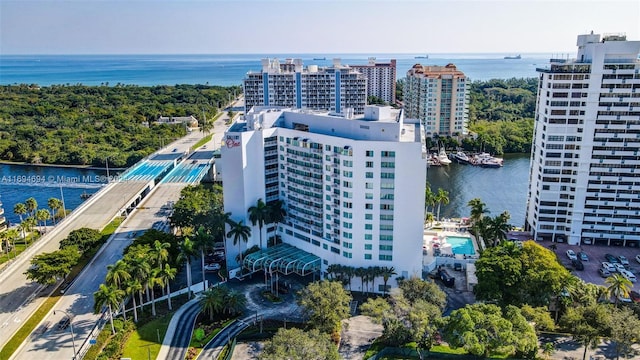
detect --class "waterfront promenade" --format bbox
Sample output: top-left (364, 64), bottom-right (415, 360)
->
top-left (4, 105), bottom-right (237, 360)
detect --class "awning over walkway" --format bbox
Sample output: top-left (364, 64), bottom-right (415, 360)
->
top-left (242, 243), bottom-right (321, 276)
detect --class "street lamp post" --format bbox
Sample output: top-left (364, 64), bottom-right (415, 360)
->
top-left (54, 309), bottom-right (77, 359)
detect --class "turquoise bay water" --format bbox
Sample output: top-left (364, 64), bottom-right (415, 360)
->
top-left (0, 53), bottom-right (550, 86)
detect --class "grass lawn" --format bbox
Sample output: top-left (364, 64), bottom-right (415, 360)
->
top-left (191, 134), bottom-right (213, 150)
top-left (0, 243), bottom-right (27, 265)
top-left (121, 314), bottom-right (173, 360)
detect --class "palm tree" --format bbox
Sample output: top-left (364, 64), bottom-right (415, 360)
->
top-left (147, 269), bottom-right (163, 317)
top-left (127, 252), bottom-right (152, 311)
top-left (425, 212), bottom-right (435, 228)
top-left (177, 237), bottom-right (196, 299)
top-left (124, 279), bottom-right (143, 322)
top-left (435, 188), bottom-right (450, 221)
top-left (106, 260), bottom-right (131, 320)
top-left (226, 219), bottom-right (251, 267)
top-left (159, 265), bottom-right (177, 310)
top-left (606, 274), bottom-right (632, 306)
top-left (380, 266), bottom-right (397, 296)
top-left (48, 197), bottom-right (62, 225)
top-left (467, 198), bottom-right (490, 224)
top-left (94, 283), bottom-right (123, 334)
top-left (267, 200), bottom-right (286, 246)
top-left (151, 240), bottom-right (171, 271)
top-left (200, 287), bottom-right (225, 320)
top-left (488, 211), bottom-right (511, 247)
top-left (193, 227), bottom-right (213, 292)
top-left (248, 198), bottom-right (269, 249)
top-left (25, 197), bottom-right (38, 217)
top-left (36, 209), bottom-right (50, 232)
top-left (424, 185), bottom-right (436, 217)
top-left (13, 203), bottom-right (27, 238)
top-left (224, 290), bottom-right (247, 315)
top-left (355, 267), bottom-right (367, 294)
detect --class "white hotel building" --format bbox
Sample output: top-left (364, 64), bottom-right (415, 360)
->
top-left (525, 33), bottom-right (640, 247)
top-left (220, 106), bottom-right (427, 291)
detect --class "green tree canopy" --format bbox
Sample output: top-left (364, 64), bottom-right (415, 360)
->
top-left (297, 280), bottom-right (352, 334)
top-left (442, 303), bottom-right (537, 358)
top-left (59, 227), bottom-right (102, 254)
top-left (474, 240), bottom-right (571, 307)
top-left (25, 246), bottom-right (82, 285)
top-left (258, 328), bottom-right (339, 360)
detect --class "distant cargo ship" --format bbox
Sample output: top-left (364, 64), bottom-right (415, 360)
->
top-left (313, 57), bottom-right (326, 60)
top-left (415, 55), bottom-right (429, 59)
top-left (504, 55), bottom-right (522, 59)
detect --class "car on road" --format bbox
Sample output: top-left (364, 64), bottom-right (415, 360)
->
top-left (566, 249), bottom-right (577, 260)
top-left (204, 263), bottom-right (221, 271)
top-left (613, 263), bottom-right (627, 273)
top-left (618, 255), bottom-right (629, 266)
top-left (172, 148), bottom-right (178, 152)
top-left (630, 291), bottom-right (640, 303)
top-left (601, 262), bottom-right (616, 272)
top-left (57, 317), bottom-right (71, 331)
top-left (578, 251), bottom-right (589, 261)
top-left (620, 269), bottom-right (637, 283)
top-left (571, 259), bottom-right (584, 271)
top-left (605, 253), bottom-right (619, 263)
top-left (598, 268), bottom-right (611, 278)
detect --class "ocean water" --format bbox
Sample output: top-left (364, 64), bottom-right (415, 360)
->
top-left (0, 53), bottom-right (551, 86)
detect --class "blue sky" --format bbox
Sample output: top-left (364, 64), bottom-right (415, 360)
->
top-left (1, 0), bottom-right (639, 54)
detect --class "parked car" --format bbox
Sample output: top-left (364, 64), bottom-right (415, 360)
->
top-left (620, 269), bottom-right (637, 283)
top-left (630, 290), bottom-right (640, 303)
top-left (204, 263), bottom-right (221, 271)
top-left (613, 263), bottom-right (627, 273)
top-left (601, 262), bottom-right (616, 272)
top-left (571, 259), bottom-right (584, 271)
top-left (618, 255), bottom-right (629, 266)
top-left (598, 268), bottom-right (612, 278)
top-left (636, 254), bottom-right (640, 264)
top-left (578, 251), bottom-right (589, 261)
top-left (618, 294), bottom-right (632, 303)
top-left (605, 253), bottom-right (620, 263)
top-left (566, 249), bottom-right (577, 260)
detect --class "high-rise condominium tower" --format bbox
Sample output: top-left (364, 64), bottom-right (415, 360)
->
top-left (351, 58), bottom-right (397, 104)
top-left (525, 32), bottom-right (640, 247)
top-left (403, 63), bottom-right (469, 137)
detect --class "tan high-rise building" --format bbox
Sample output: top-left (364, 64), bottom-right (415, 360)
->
top-left (404, 63), bottom-right (469, 136)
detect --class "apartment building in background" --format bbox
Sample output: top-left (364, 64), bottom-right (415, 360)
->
top-left (220, 105), bottom-right (427, 291)
top-left (351, 58), bottom-right (397, 104)
top-left (525, 32), bottom-right (640, 247)
top-left (243, 58), bottom-right (367, 115)
top-left (403, 63), bottom-right (469, 137)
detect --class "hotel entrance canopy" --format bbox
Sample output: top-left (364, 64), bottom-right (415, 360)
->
top-left (242, 243), bottom-right (321, 276)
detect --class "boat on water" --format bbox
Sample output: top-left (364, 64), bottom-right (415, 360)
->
top-left (452, 151), bottom-right (470, 164)
top-left (471, 152), bottom-right (503, 168)
top-left (80, 191), bottom-right (92, 200)
top-left (438, 148), bottom-right (451, 165)
top-left (415, 55), bottom-right (429, 59)
top-left (313, 57), bottom-right (326, 60)
top-left (504, 55), bottom-right (521, 60)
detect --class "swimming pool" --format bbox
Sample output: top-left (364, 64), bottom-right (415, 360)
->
top-left (446, 236), bottom-right (476, 255)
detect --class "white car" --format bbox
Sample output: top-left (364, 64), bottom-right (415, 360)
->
top-left (618, 255), bottom-right (630, 266)
top-left (620, 269), bottom-right (637, 283)
top-left (636, 254), bottom-right (640, 264)
top-left (601, 262), bottom-right (616, 272)
top-left (566, 249), bottom-right (577, 260)
top-left (204, 263), bottom-right (221, 271)
top-left (613, 263), bottom-right (627, 273)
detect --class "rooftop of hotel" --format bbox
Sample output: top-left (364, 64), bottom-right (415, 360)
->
top-left (228, 106), bottom-right (422, 143)
top-left (407, 63), bottom-right (466, 77)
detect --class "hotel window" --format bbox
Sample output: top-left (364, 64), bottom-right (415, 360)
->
top-left (343, 251), bottom-right (352, 259)
top-left (344, 232), bottom-right (353, 239)
top-left (343, 202), bottom-right (352, 209)
top-left (366, 150), bottom-right (374, 157)
top-left (343, 242), bottom-right (352, 249)
top-left (364, 244), bottom-right (372, 250)
top-left (366, 161), bottom-right (374, 168)
top-left (366, 183), bottom-right (373, 189)
top-left (343, 160), bottom-right (353, 167)
top-left (379, 254), bottom-right (392, 261)
top-left (365, 224), bottom-right (373, 230)
top-left (380, 204), bottom-right (394, 210)
top-left (366, 172), bottom-right (374, 178)
top-left (365, 234), bottom-right (372, 240)
top-left (364, 254), bottom-right (372, 260)
top-left (365, 193), bottom-right (373, 199)
top-left (343, 222), bottom-right (352, 229)
top-left (379, 245), bottom-right (393, 251)
top-left (343, 212), bottom-right (352, 219)
top-left (343, 181), bottom-right (352, 188)
top-left (343, 191), bottom-right (352, 199)
top-left (343, 171), bottom-right (353, 178)
top-left (381, 162), bottom-right (395, 168)
top-left (381, 172), bottom-right (395, 179)
top-left (365, 203), bottom-right (373, 210)
top-left (380, 224), bottom-right (394, 231)
top-left (365, 214), bottom-right (373, 220)
top-left (381, 151), bottom-right (395, 158)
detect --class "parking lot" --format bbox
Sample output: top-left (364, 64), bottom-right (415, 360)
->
top-left (545, 241), bottom-right (639, 292)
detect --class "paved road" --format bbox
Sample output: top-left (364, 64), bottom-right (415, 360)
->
top-left (5, 105), bottom-right (238, 359)
top-left (165, 301), bottom-right (202, 360)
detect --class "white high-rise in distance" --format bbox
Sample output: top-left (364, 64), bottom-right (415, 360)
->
top-left (525, 32), bottom-right (640, 247)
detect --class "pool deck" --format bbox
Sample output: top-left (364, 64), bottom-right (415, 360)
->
top-left (422, 220), bottom-right (480, 274)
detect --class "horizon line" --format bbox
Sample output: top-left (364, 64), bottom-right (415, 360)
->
top-left (0, 51), bottom-right (573, 57)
